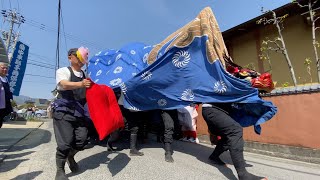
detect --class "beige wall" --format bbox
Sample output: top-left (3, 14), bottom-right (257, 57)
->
top-left (226, 14), bottom-right (319, 86)
top-left (230, 31), bottom-right (259, 71)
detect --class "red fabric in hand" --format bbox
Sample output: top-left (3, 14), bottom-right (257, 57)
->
top-left (86, 82), bottom-right (124, 140)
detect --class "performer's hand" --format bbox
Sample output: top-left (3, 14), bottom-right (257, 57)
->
top-left (82, 79), bottom-right (92, 88)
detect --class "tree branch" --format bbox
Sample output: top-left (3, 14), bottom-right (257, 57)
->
top-left (267, 47), bottom-right (282, 51)
top-left (312, 0), bottom-right (319, 7)
top-left (272, 40), bottom-right (283, 52)
top-left (293, 1), bottom-right (308, 8)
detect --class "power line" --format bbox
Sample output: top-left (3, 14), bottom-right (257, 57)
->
top-left (28, 53), bottom-right (69, 67)
top-left (23, 17), bottom-right (104, 50)
top-left (1, 0), bottom-right (4, 9)
top-left (16, 0), bottom-right (20, 12)
top-left (28, 59), bottom-right (55, 66)
top-left (25, 21), bottom-right (103, 50)
top-left (27, 62), bottom-right (56, 70)
top-left (29, 52), bottom-right (63, 63)
top-left (1, 9), bottom-right (25, 53)
top-left (28, 59), bottom-right (68, 67)
top-left (23, 80), bottom-right (55, 85)
top-left (25, 73), bottom-right (55, 79)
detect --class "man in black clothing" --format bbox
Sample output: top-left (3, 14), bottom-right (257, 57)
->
top-left (160, 110), bottom-right (176, 163)
top-left (202, 103), bottom-right (267, 180)
top-left (52, 47), bottom-right (90, 180)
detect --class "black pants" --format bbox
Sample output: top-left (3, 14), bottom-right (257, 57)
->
top-left (53, 112), bottom-right (88, 159)
top-left (0, 108), bottom-right (11, 128)
top-left (160, 110), bottom-right (175, 144)
top-left (0, 113), bottom-right (5, 128)
top-left (202, 105), bottom-right (245, 169)
top-left (86, 119), bottom-right (99, 141)
top-left (120, 106), bottom-right (148, 135)
top-left (122, 108), bottom-right (139, 134)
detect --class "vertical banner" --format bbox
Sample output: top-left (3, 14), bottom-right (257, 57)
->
top-left (7, 41), bottom-right (29, 96)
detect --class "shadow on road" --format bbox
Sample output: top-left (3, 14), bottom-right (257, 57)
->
top-left (175, 142), bottom-right (238, 179)
top-left (0, 159), bottom-right (29, 173)
top-left (6, 128), bottom-right (52, 152)
top-left (139, 138), bottom-right (238, 180)
top-left (4, 151), bottom-right (35, 160)
top-left (108, 152), bottom-right (131, 176)
top-left (69, 151), bottom-right (131, 177)
top-left (0, 128), bottom-right (52, 174)
top-left (10, 170), bottom-right (43, 180)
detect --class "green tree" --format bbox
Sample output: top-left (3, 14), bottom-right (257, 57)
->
top-left (257, 9), bottom-right (298, 86)
top-left (11, 100), bottom-right (17, 107)
top-left (293, 0), bottom-right (320, 82)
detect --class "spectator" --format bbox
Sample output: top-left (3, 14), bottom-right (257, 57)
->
top-left (32, 106), bottom-right (36, 117)
top-left (26, 106), bottom-right (33, 119)
top-left (0, 62), bottom-right (13, 127)
top-left (177, 105), bottom-right (199, 143)
top-left (47, 105), bottom-right (52, 119)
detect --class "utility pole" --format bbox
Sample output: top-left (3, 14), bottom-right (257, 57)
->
top-left (9, 32), bottom-right (20, 59)
top-left (1, 9), bottom-right (25, 54)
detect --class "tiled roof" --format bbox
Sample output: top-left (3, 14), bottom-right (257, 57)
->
top-left (261, 84), bottom-right (320, 97)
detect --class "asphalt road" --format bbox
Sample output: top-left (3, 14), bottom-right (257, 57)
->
top-left (0, 120), bottom-right (320, 180)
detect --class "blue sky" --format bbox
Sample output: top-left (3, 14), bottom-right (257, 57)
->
top-left (0, 0), bottom-right (290, 99)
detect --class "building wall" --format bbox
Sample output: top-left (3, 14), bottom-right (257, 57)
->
top-left (226, 14), bottom-right (319, 86)
top-left (243, 93), bottom-right (320, 149)
top-left (229, 31), bottom-right (260, 71)
top-left (196, 93), bottom-right (320, 149)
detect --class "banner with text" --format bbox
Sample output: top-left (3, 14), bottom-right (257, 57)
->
top-left (7, 41), bottom-right (29, 96)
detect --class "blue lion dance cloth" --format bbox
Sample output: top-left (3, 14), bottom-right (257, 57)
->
top-left (88, 7), bottom-right (277, 134)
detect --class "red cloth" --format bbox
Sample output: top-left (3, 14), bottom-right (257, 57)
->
top-left (182, 131), bottom-right (197, 139)
top-left (86, 82), bottom-right (124, 140)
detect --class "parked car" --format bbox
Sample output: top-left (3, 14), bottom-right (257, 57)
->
top-left (35, 109), bottom-right (47, 118)
top-left (16, 108), bottom-right (27, 117)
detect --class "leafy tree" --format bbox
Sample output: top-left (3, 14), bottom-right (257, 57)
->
top-left (293, 0), bottom-right (320, 82)
top-left (257, 8), bottom-right (298, 86)
top-left (11, 100), bottom-right (17, 107)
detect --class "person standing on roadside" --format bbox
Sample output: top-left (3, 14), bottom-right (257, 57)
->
top-left (0, 62), bottom-right (13, 128)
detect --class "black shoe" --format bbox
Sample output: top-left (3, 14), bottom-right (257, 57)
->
top-left (208, 155), bottom-right (227, 166)
top-left (130, 134), bottom-right (144, 156)
top-left (67, 150), bottom-right (79, 173)
top-left (130, 149), bottom-right (144, 156)
top-left (107, 142), bottom-right (117, 152)
top-left (164, 143), bottom-right (174, 163)
top-left (55, 169), bottom-right (68, 180)
top-left (67, 156), bottom-right (79, 173)
top-left (55, 159), bottom-right (68, 180)
top-left (237, 168), bottom-right (267, 180)
top-left (245, 162), bottom-right (253, 167)
top-left (165, 153), bottom-right (174, 163)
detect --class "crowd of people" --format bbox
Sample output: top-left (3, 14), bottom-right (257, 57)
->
top-left (48, 46), bottom-right (267, 180)
top-left (0, 43), bottom-right (269, 180)
top-left (0, 43), bottom-right (268, 180)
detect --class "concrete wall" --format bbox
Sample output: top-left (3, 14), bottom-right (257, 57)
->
top-left (196, 92), bottom-right (320, 149)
